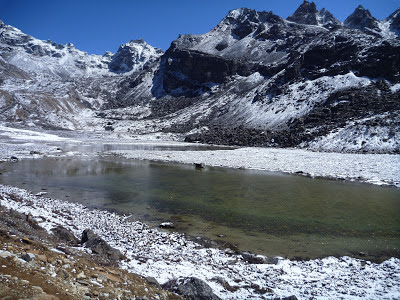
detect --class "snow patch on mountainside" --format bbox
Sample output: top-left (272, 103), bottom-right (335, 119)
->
top-left (219, 72), bottom-right (371, 130)
top-left (303, 113), bottom-right (400, 153)
top-left (377, 21), bottom-right (398, 39)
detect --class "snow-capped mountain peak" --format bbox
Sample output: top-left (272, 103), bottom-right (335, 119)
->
top-left (108, 39), bottom-right (163, 73)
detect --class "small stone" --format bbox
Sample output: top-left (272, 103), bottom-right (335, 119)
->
top-left (20, 279), bottom-right (29, 285)
top-left (224, 248), bottom-right (235, 255)
top-left (35, 191), bottom-right (47, 196)
top-left (77, 271), bottom-right (86, 279)
top-left (21, 238), bottom-right (32, 244)
top-left (0, 251), bottom-right (13, 258)
top-left (32, 286), bottom-right (43, 293)
top-left (159, 222), bottom-right (175, 229)
top-left (20, 253), bottom-right (36, 262)
top-left (108, 269), bottom-right (119, 276)
top-left (77, 279), bottom-right (90, 286)
top-left (62, 258), bottom-right (70, 264)
top-left (146, 276), bottom-right (161, 289)
top-left (57, 269), bottom-right (69, 279)
top-left (194, 163), bottom-right (205, 169)
top-left (37, 254), bottom-right (47, 262)
top-left (241, 252), bottom-right (280, 264)
top-left (99, 272), bottom-right (120, 282)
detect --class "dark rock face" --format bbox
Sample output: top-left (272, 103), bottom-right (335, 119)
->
top-left (157, 47), bottom-right (255, 97)
top-left (300, 34), bottom-right (400, 82)
top-left (162, 277), bottom-right (221, 300)
top-left (81, 229), bottom-right (124, 261)
top-left (344, 5), bottom-right (380, 34)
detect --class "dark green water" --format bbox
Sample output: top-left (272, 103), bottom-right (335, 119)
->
top-left (1, 156), bottom-right (399, 261)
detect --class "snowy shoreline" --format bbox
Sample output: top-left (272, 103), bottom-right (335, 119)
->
top-left (1, 184), bottom-right (399, 299)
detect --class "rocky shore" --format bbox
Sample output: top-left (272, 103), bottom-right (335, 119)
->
top-left (1, 185), bottom-right (399, 299)
top-left (0, 205), bottom-right (181, 299)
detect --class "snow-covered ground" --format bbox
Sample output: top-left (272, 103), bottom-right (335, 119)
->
top-left (1, 185), bottom-right (399, 299)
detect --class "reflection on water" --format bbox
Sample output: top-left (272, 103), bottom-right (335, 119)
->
top-left (1, 156), bottom-right (399, 261)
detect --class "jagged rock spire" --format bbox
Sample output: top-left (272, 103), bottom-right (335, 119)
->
top-left (287, 1), bottom-right (340, 29)
top-left (344, 5), bottom-right (380, 33)
top-left (287, 1), bottom-right (318, 25)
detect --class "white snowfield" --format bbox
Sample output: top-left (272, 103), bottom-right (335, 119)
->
top-left (0, 185), bottom-right (399, 299)
top-left (0, 125), bottom-right (68, 141)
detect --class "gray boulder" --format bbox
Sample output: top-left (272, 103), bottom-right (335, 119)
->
top-left (162, 277), bottom-right (220, 300)
top-left (81, 229), bottom-right (124, 261)
top-left (241, 252), bottom-right (279, 264)
top-left (51, 225), bottom-right (79, 245)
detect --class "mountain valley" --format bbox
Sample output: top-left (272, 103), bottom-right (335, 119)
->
top-left (1, 1), bottom-right (399, 153)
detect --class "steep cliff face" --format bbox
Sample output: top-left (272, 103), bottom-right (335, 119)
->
top-left (0, 2), bottom-right (399, 153)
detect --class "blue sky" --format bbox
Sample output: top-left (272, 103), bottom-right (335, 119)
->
top-left (0, 0), bottom-right (399, 54)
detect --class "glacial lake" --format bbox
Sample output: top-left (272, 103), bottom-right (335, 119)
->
top-left (1, 155), bottom-right (399, 262)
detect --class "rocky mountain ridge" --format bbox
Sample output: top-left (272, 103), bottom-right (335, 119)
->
top-left (0, 1), bottom-right (399, 153)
